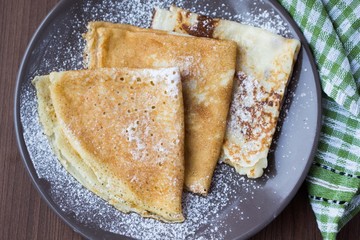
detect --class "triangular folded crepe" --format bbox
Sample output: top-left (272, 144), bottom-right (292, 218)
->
top-left (84, 22), bottom-right (237, 195)
top-left (152, 6), bottom-right (301, 178)
top-left (33, 67), bottom-right (185, 222)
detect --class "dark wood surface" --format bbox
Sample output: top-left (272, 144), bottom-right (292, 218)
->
top-left (1, 0), bottom-right (359, 239)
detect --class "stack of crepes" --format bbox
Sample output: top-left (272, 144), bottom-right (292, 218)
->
top-left (33, 6), bottom-right (300, 222)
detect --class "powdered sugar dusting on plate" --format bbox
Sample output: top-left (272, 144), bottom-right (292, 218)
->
top-left (19, 0), bottom-right (313, 239)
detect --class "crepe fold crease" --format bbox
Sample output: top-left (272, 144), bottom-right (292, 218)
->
top-left (84, 22), bottom-right (237, 195)
top-left (152, 6), bottom-right (301, 178)
top-left (33, 67), bottom-right (185, 222)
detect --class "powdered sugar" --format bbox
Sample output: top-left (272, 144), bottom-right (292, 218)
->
top-left (147, 68), bottom-right (181, 99)
top-left (18, 0), bottom-right (317, 239)
top-left (224, 70), bottom-right (285, 169)
top-left (123, 119), bottom-right (148, 161)
top-left (228, 72), bottom-right (267, 135)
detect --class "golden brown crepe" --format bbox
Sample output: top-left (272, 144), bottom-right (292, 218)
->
top-left (33, 67), bottom-right (185, 222)
top-left (152, 6), bottom-right (301, 178)
top-left (84, 22), bottom-right (237, 195)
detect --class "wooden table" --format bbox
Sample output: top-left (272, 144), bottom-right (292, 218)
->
top-left (1, 0), bottom-right (359, 239)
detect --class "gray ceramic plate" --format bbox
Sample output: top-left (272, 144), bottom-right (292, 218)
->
top-left (15, 0), bottom-right (321, 239)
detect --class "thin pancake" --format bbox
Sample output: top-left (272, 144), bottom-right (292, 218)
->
top-left (33, 67), bottom-right (185, 222)
top-left (84, 22), bottom-right (237, 195)
top-left (152, 6), bottom-right (301, 178)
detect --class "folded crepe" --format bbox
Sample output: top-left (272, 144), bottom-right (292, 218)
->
top-left (152, 6), bottom-right (301, 178)
top-left (33, 67), bottom-right (185, 222)
top-left (84, 22), bottom-right (237, 195)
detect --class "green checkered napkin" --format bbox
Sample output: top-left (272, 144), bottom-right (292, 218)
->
top-left (278, 0), bottom-right (360, 239)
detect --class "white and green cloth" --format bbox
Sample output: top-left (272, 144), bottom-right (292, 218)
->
top-left (278, 0), bottom-right (360, 239)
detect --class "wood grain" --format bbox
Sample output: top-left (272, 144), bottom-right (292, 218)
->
top-left (0, 0), bottom-right (358, 239)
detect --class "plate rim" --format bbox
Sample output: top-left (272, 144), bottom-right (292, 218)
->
top-left (14, 0), bottom-right (322, 239)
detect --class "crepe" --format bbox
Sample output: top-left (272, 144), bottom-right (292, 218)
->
top-left (152, 6), bottom-right (301, 178)
top-left (33, 67), bottom-right (185, 222)
top-left (84, 22), bottom-right (237, 195)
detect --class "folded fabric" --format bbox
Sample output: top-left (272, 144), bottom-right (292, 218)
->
top-left (278, 0), bottom-right (360, 239)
